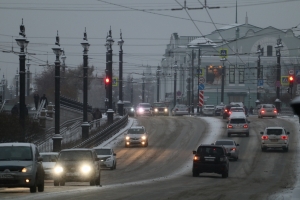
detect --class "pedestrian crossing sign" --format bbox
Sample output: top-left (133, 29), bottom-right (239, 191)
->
top-left (281, 76), bottom-right (288, 86)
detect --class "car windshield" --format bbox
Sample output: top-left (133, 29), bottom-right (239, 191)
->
top-left (58, 151), bottom-right (92, 161)
top-left (0, 146), bottom-right (32, 161)
top-left (128, 128), bottom-right (144, 134)
top-left (153, 103), bottom-right (165, 107)
top-left (95, 149), bottom-right (111, 155)
top-left (197, 147), bottom-right (224, 156)
top-left (231, 108), bottom-right (244, 112)
top-left (139, 104), bottom-right (151, 108)
top-left (124, 102), bottom-right (132, 107)
top-left (41, 154), bottom-right (57, 162)
top-left (263, 104), bottom-right (274, 108)
top-left (230, 119), bottom-right (246, 123)
top-left (215, 141), bottom-right (234, 145)
top-left (266, 129), bottom-right (283, 135)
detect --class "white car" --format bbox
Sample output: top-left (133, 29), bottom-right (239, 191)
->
top-left (125, 126), bottom-right (148, 147)
top-left (202, 105), bottom-right (215, 116)
top-left (260, 127), bottom-right (290, 152)
top-left (93, 147), bottom-right (117, 170)
top-left (213, 139), bottom-right (239, 161)
top-left (40, 152), bottom-right (59, 180)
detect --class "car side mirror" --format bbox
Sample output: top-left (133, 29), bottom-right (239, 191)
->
top-left (260, 132), bottom-right (264, 135)
top-left (37, 157), bottom-right (43, 162)
top-left (113, 153), bottom-right (116, 156)
top-left (287, 132), bottom-right (290, 135)
top-left (192, 150), bottom-right (196, 154)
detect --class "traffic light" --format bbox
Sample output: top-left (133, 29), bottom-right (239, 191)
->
top-left (289, 76), bottom-right (294, 87)
top-left (287, 87), bottom-right (290, 93)
top-left (105, 77), bottom-right (110, 89)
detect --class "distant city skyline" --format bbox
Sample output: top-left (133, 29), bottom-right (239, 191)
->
top-left (0, 0), bottom-right (299, 87)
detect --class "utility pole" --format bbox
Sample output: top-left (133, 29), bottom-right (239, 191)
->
top-left (117, 30), bottom-right (124, 116)
top-left (274, 36), bottom-right (283, 113)
top-left (256, 44), bottom-right (262, 102)
top-left (156, 65), bottom-right (160, 102)
top-left (173, 61), bottom-right (178, 107)
top-left (220, 58), bottom-right (226, 103)
top-left (191, 49), bottom-right (194, 114)
top-left (197, 47), bottom-right (201, 113)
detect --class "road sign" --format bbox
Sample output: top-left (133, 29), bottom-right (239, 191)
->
top-left (176, 91), bottom-right (182, 96)
top-left (257, 79), bottom-right (263, 87)
top-left (281, 76), bottom-right (289, 86)
top-left (296, 70), bottom-right (300, 76)
top-left (197, 69), bottom-right (203, 75)
top-left (219, 49), bottom-right (228, 58)
top-left (113, 77), bottom-right (118, 86)
top-left (289, 69), bottom-right (294, 75)
top-left (198, 83), bottom-right (205, 90)
top-left (199, 77), bottom-right (205, 84)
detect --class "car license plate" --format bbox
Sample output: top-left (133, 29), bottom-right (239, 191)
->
top-left (270, 139), bottom-right (278, 142)
top-left (66, 172), bottom-right (79, 176)
top-left (0, 174), bottom-right (13, 178)
top-left (205, 157), bottom-right (215, 161)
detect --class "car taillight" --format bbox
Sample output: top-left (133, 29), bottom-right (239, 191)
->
top-left (261, 109), bottom-right (265, 113)
top-left (243, 124), bottom-right (248, 128)
top-left (228, 124), bottom-right (233, 128)
top-left (230, 148), bottom-right (236, 151)
top-left (261, 135), bottom-right (268, 140)
top-left (229, 111), bottom-right (232, 115)
top-left (225, 109), bottom-right (228, 112)
top-left (281, 135), bottom-right (288, 140)
top-left (193, 156), bottom-right (200, 161)
top-left (274, 109), bottom-right (277, 113)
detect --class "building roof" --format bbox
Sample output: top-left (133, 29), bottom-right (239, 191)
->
top-left (188, 37), bottom-right (217, 47)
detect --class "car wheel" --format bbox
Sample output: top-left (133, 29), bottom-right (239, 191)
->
top-left (222, 171), bottom-right (228, 178)
top-left (144, 142), bottom-right (148, 147)
top-left (90, 178), bottom-right (96, 186)
top-left (95, 173), bottom-right (101, 186)
top-left (246, 132), bottom-right (249, 137)
top-left (114, 162), bottom-right (117, 170)
top-left (54, 180), bottom-right (59, 186)
top-left (192, 171), bottom-right (199, 177)
top-left (37, 178), bottom-right (44, 192)
top-left (110, 162), bottom-right (115, 170)
top-left (235, 156), bottom-right (238, 161)
top-left (30, 179), bottom-right (37, 193)
top-left (60, 180), bottom-right (65, 186)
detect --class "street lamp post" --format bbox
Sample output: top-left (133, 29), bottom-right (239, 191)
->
top-left (1, 76), bottom-right (5, 102)
top-left (173, 61), bottom-right (178, 107)
top-left (15, 71), bottom-right (19, 99)
top-left (142, 72), bottom-right (145, 103)
top-left (256, 45), bottom-right (262, 102)
top-left (15, 19), bottom-right (29, 142)
top-left (191, 49), bottom-right (194, 114)
top-left (275, 36), bottom-right (283, 113)
top-left (26, 59), bottom-right (30, 97)
top-left (52, 31), bottom-right (63, 152)
top-left (156, 65), bottom-right (160, 102)
top-left (117, 30), bottom-right (124, 116)
top-left (105, 28), bottom-right (114, 124)
top-left (81, 28), bottom-right (90, 140)
top-left (220, 57), bottom-right (226, 103)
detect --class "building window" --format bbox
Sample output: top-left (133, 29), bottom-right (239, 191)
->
top-left (238, 65), bottom-right (245, 84)
top-left (267, 45), bottom-right (273, 57)
top-left (229, 65), bottom-right (235, 84)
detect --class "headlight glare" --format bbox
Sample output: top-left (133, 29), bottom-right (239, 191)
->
top-left (21, 165), bottom-right (32, 173)
top-left (54, 166), bottom-right (63, 174)
top-left (164, 108), bottom-right (168, 112)
top-left (81, 165), bottom-right (91, 173)
top-left (154, 108), bottom-right (158, 112)
top-left (141, 135), bottom-right (146, 140)
top-left (126, 136), bottom-right (130, 140)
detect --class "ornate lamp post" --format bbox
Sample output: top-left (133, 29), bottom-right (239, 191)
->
top-left (15, 19), bottom-right (29, 142)
top-left (105, 28), bottom-right (114, 124)
top-left (26, 58), bottom-right (30, 97)
top-left (274, 36), bottom-right (283, 113)
top-left (51, 31), bottom-right (63, 152)
top-left (173, 61), bottom-right (178, 107)
top-left (81, 28), bottom-right (90, 139)
top-left (117, 30), bottom-right (124, 116)
top-left (256, 45), bottom-right (262, 103)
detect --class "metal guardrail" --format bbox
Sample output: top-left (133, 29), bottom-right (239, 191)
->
top-left (72, 114), bottom-right (128, 148)
top-left (60, 96), bottom-right (92, 113)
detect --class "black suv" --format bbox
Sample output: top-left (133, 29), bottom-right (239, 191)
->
top-left (53, 148), bottom-right (101, 186)
top-left (222, 104), bottom-right (240, 119)
top-left (192, 144), bottom-right (230, 178)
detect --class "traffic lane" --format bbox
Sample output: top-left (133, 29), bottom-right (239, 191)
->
top-left (99, 116), bottom-right (207, 185)
top-left (0, 116), bottom-right (208, 199)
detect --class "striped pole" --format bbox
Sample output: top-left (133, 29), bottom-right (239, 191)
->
top-left (199, 90), bottom-right (204, 107)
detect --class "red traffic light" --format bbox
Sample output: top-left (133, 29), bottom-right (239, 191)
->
top-left (105, 78), bottom-right (110, 83)
top-left (289, 76), bottom-right (294, 82)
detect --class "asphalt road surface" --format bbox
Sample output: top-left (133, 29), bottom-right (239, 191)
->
top-left (0, 115), bottom-right (298, 200)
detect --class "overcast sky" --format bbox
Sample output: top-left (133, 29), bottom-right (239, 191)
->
top-left (0, 0), bottom-right (300, 87)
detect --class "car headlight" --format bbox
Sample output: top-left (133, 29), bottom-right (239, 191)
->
top-left (54, 166), bottom-right (63, 174)
top-left (141, 135), bottom-right (147, 140)
top-left (126, 136), bottom-right (130, 140)
top-left (138, 108), bottom-right (144, 113)
top-left (154, 108), bottom-right (158, 112)
top-left (164, 108), bottom-right (168, 112)
top-left (21, 165), bottom-right (33, 173)
top-left (81, 165), bottom-right (91, 174)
